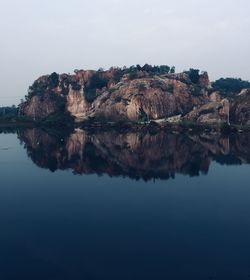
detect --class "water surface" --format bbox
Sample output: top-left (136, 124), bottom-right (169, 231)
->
top-left (1, 129), bottom-right (250, 280)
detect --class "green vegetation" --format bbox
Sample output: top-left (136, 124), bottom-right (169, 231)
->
top-left (84, 90), bottom-right (98, 103)
top-left (185, 69), bottom-right (200, 84)
top-left (87, 72), bottom-right (108, 90)
top-left (26, 72), bottom-right (60, 101)
top-left (138, 83), bottom-right (146, 91)
top-left (0, 106), bottom-right (18, 119)
top-left (110, 64), bottom-right (174, 79)
top-left (170, 66), bottom-right (175, 74)
top-left (84, 72), bottom-right (108, 102)
top-left (212, 78), bottom-right (250, 96)
top-left (48, 72), bottom-right (59, 88)
top-left (0, 106), bottom-right (34, 127)
top-left (138, 108), bottom-right (148, 122)
top-left (37, 111), bottom-right (74, 128)
top-left (82, 64), bottom-right (175, 103)
top-left (26, 81), bottom-right (47, 100)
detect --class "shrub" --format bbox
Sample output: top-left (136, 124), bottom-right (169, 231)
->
top-left (138, 83), bottom-right (146, 91)
top-left (212, 78), bottom-right (250, 96)
top-left (138, 108), bottom-right (148, 122)
top-left (48, 72), bottom-right (59, 88)
top-left (187, 69), bottom-right (200, 84)
top-left (129, 72), bottom-right (138, 80)
top-left (84, 90), bottom-right (98, 103)
top-left (170, 66), bottom-right (175, 73)
top-left (87, 73), bottom-right (108, 90)
top-left (84, 72), bottom-right (108, 102)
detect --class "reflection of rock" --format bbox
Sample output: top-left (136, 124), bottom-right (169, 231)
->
top-left (18, 129), bottom-right (250, 181)
top-left (230, 133), bottom-right (250, 163)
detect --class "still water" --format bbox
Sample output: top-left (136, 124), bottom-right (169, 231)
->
top-left (1, 128), bottom-right (250, 280)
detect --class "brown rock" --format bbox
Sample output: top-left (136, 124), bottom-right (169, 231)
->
top-left (230, 89), bottom-right (250, 125)
top-left (20, 69), bottom-right (211, 122)
top-left (184, 99), bottom-right (230, 124)
top-left (209, 91), bottom-right (221, 102)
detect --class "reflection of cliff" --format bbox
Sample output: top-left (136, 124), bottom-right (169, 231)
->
top-left (18, 129), bottom-right (250, 181)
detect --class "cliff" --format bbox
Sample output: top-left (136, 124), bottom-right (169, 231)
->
top-left (230, 89), bottom-right (250, 125)
top-left (19, 66), bottom-right (250, 125)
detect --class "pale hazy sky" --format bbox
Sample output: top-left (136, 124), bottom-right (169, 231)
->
top-left (0, 0), bottom-right (249, 105)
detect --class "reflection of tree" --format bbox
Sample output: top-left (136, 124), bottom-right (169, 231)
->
top-left (18, 129), bottom-right (250, 181)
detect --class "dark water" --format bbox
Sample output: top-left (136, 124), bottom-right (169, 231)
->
top-left (1, 128), bottom-right (250, 280)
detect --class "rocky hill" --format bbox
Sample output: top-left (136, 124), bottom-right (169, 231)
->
top-left (19, 66), bottom-right (250, 125)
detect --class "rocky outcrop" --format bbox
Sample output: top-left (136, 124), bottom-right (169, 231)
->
top-left (184, 99), bottom-right (230, 124)
top-left (230, 89), bottom-right (250, 125)
top-left (19, 68), bottom-right (211, 122)
top-left (92, 77), bottom-right (209, 121)
top-left (20, 93), bottom-right (61, 120)
top-left (19, 67), bottom-right (250, 125)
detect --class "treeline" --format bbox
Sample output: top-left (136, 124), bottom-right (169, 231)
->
top-left (212, 78), bottom-right (250, 96)
top-left (0, 106), bottom-right (18, 119)
top-left (111, 64), bottom-right (175, 75)
top-left (108, 64), bottom-right (175, 81)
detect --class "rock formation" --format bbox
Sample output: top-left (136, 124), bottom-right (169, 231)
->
top-left (19, 66), bottom-right (250, 125)
top-left (184, 99), bottom-right (230, 124)
top-left (19, 68), bottom-right (215, 123)
top-left (230, 89), bottom-right (250, 125)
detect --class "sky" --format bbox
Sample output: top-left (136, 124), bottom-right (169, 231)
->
top-left (0, 0), bottom-right (249, 105)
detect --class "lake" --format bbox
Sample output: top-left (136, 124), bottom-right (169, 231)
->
top-left (1, 128), bottom-right (250, 280)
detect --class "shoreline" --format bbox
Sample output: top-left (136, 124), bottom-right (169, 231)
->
top-left (1, 119), bottom-right (250, 134)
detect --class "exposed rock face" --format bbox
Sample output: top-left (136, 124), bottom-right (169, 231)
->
top-left (230, 89), bottom-right (250, 125)
top-left (19, 67), bottom-right (250, 125)
top-left (18, 128), bottom-right (250, 180)
top-left (19, 69), bottom-right (211, 122)
top-left (66, 86), bottom-right (90, 119)
top-left (184, 99), bottom-right (230, 124)
top-left (92, 77), bottom-right (209, 121)
top-left (199, 71), bottom-right (210, 88)
top-left (20, 93), bottom-right (61, 120)
top-left (209, 91), bottom-right (221, 102)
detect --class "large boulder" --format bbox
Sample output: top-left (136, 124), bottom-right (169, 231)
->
top-left (183, 99), bottom-right (230, 124)
top-left (230, 89), bottom-right (250, 125)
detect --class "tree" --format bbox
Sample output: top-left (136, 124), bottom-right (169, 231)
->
top-left (48, 72), bottom-right (59, 88)
top-left (212, 78), bottom-right (250, 96)
top-left (159, 65), bottom-right (170, 74)
top-left (170, 66), bottom-right (175, 74)
top-left (187, 69), bottom-right (200, 84)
